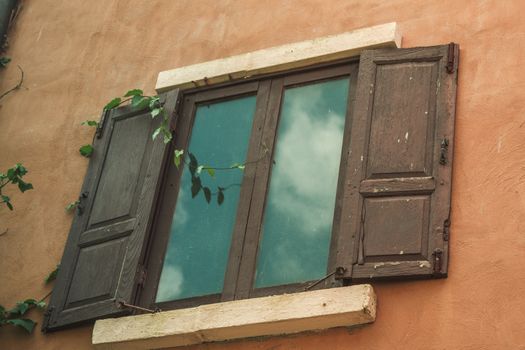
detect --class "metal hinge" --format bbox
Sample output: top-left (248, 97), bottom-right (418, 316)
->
top-left (439, 138), bottom-right (449, 165)
top-left (41, 305), bottom-right (55, 333)
top-left (432, 249), bottom-right (443, 274)
top-left (96, 108), bottom-right (111, 139)
top-left (135, 264), bottom-right (147, 286)
top-left (443, 218), bottom-right (451, 241)
top-left (446, 42), bottom-right (456, 74)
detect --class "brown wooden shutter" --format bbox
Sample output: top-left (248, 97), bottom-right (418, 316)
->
top-left (42, 89), bottom-right (180, 331)
top-left (335, 44), bottom-right (458, 280)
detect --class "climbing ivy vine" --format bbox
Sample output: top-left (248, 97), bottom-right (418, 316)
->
top-left (75, 89), bottom-right (252, 207)
top-left (0, 164), bottom-right (57, 334)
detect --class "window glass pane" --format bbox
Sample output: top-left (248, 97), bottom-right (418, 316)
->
top-left (156, 95), bottom-right (256, 302)
top-left (255, 78), bottom-right (349, 288)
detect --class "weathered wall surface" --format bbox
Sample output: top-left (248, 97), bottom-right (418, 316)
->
top-left (0, 0), bottom-right (524, 349)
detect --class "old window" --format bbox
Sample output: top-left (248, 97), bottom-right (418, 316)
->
top-left (43, 44), bottom-right (458, 331)
top-left (140, 64), bottom-right (357, 310)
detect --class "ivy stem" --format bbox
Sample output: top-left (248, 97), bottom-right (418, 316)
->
top-left (0, 65), bottom-right (24, 101)
top-left (38, 290), bottom-right (52, 303)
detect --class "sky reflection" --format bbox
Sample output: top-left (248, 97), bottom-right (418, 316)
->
top-left (255, 78), bottom-right (349, 288)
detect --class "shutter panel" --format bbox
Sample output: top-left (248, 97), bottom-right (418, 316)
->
top-left (43, 89), bottom-right (180, 331)
top-left (335, 44), bottom-right (458, 280)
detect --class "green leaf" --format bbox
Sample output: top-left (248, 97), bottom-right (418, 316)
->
top-left (0, 305), bottom-right (5, 321)
top-left (36, 301), bottom-right (46, 309)
top-left (104, 97), bottom-right (121, 110)
top-left (231, 163), bottom-right (245, 170)
top-left (206, 167), bottom-right (215, 178)
top-left (16, 163), bottom-right (27, 176)
top-left (162, 127), bottom-right (172, 144)
top-left (131, 95), bottom-right (150, 109)
top-left (196, 165), bottom-right (203, 176)
top-left (191, 176), bottom-right (201, 198)
top-left (45, 265), bottom-right (59, 284)
top-left (17, 180), bottom-right (33, 193)
top-left (2, 195), bottom-right (13, 210)
top-left (79, 144), bottom-right (94, 157)
top-left (174, 149), bottom-right (184, 169)
top-left (149, 96), bottom-right (160, 110)
top-left (217, 188), bottom-right (224, 206)
top-left (6, 167), bottom-right (15, 180)
top-left (0, 56), bottom-right (11, 68)
top-left (9, 300), bottom-right (32, 316)
top-left (65, 200), bottom-right (80, 212)
top-left (81, 120), bottom-right (98, 127)
top-left (188, 153), bottom-right (198, 176)
top-left (203, 187), bottom-right (211, 203)
top-left (150, 108), bottom-right (161, 118)
top-left (124, 89), bottom-right (143, 97)
top-left (6, 318), bottom-right (35, 334)
top-left (152, 127), bottom-right (162, 141)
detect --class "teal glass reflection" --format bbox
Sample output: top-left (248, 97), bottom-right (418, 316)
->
top-left (156, 95), bottom-right (256, 302)
top-left (255, 78), bottom-right (349, 288)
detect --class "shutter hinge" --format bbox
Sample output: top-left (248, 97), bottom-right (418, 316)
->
top-left (135, 264), bottom-right (147, 286)
top-left (76, 191), bottom-right (89, 216)
top-left (432, 248), bottom-right (443, 274)
top-left (96, 108), bottom-right (111, 139)
top-left (443, 218), bottom-right (451, 241)
top-left (439, 138), bottom-right (449, 165)
top-left (41, 305), bottom-right (55, 333)
top-left (446, 42), bottom-right (456, 74)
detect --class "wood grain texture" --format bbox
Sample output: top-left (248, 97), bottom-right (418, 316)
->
top-left (336, 44), bottom-right (458, 280)
top-left (43, 90), bottom-right (181, 331)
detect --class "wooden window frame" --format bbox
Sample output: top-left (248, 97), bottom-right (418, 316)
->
top-left (139, 60), bottom-right (360, 311)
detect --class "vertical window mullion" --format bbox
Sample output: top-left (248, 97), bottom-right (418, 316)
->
top-left (221, 80), bottom-right (273, 301)
top-left (234, 77), bottom-right (285, 300)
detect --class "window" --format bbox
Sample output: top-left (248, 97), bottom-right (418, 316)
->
top-left (42, 43), bottom-right (458, 332)
top-left (140, 64), bottom-right (357, 310)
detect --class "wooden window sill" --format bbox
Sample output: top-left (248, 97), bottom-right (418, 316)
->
top-left (92, 284), bottom-right (376, 349)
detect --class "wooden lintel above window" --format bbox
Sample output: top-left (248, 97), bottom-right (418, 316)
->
top-left (155, 22), bottom-right (401, 92)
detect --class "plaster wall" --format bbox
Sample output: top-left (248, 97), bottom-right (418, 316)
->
top-left (0, 1), bottom-right (524, 349)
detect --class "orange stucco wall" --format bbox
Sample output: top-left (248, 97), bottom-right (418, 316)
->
top-left (1, 0), bottom-right (524, 349)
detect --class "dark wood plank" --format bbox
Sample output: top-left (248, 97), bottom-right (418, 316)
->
top-left (222, 80), bottom-right (272, 301)
top-left (352, 260), bottom-right (434, 280)
top-left (328, 63), bottom-right (359, 275)
top-left (359, 177), bottom-right (435, 196)
top-left (234, 78), bottom-right (284, 299)
top-left (282, 63), bottom-right (355, 87)
top-left (79, 218), bottom-right (135, 246)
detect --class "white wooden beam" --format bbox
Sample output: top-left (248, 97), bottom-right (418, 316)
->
top-left (92, 284), bottom-right (376, 349)
top-left (155, 22), bottom-right (401, 92)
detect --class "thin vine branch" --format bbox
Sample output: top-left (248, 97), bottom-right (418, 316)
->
top-left (0, 65), bottom-right (23, 101)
